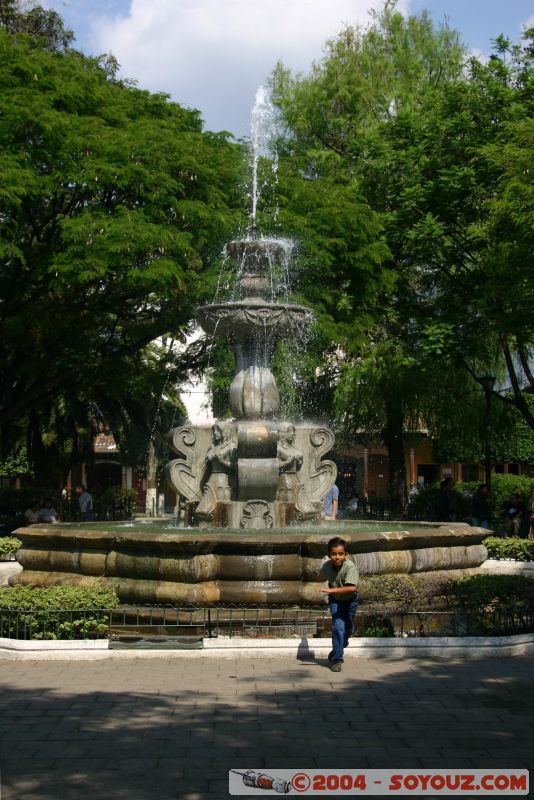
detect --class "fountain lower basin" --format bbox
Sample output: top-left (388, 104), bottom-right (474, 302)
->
top-left (12, 522), bottom-right (490, 606)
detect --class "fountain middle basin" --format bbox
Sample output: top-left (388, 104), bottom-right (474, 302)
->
top-left (13, 522), bottom-right (490, 606)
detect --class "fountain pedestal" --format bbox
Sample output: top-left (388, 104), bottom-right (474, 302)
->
top-left (166, 420), bottom-right (336, 528)
top-left (165, 237), bottom-right (336, 529)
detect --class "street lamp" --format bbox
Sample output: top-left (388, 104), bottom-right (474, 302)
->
top-left (479, 374), bottom-right (496, 489)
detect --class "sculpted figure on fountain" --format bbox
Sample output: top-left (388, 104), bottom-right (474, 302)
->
top-left (196, 423), bottom-right (236, 520)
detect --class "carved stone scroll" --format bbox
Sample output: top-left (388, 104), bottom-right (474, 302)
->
top-left (165, 427), bottom-right (204, 502)
top-left (306, 427), bottom-right (337, 504)
top-left (196, 482), bottom-right (217, 520)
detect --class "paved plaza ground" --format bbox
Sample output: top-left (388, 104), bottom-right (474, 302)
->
top-left (0, 652), bottom-right (532, 799)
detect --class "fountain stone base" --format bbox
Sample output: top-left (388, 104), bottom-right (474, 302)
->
top-left (12, 523), bottom-right (490, 606)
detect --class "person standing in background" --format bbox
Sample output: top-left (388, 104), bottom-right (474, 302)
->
top-left (323, 484), bottom-right (339, 520)
top-left (76, 484), bottom-right (94, 522)
top-left (471, 484), bottom-right (491, 529)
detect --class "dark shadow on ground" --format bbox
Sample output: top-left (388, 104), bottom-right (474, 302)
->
top-left (0, 653), bottom-right (532, 800)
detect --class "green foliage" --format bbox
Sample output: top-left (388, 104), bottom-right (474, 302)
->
top-left (409, 474), bottom-right (533, 526)
top-left (0, 536), bottom-right (22, 556)
top-left (0, 584), bottom-right (119, 639)
top-left (358, 570), bottom-right (534, 619)
top-left (360, 574), bottom-right (421, 609)
top-left (459, 475), bottom-right (533, 527)
top-left (0, 0), bottom-right (74, 50)
top-left (429, 391), bottom-right (534, 464)
top-left (408, 484), bottom-right (442, 521)
top-left (483, 537), bottom-right (534, 562)
top-left (98, 486), bottom-right (137, 519)
top-left (0, 448), bottom-right (32, 479)
top-left (444, 574), bottom-right (534, 613)
top-left (0, 23), bottom-right (245, 479)
top-left (359, 572), bottom-right (449, 611)
top-left (271, 5), bottom-right (534, 509)
top-left (358, 617), bottom-right (394, 637)
top-left (270, 5), bottom-right (470, 511)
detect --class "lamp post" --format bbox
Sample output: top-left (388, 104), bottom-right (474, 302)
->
top-left (479, 375), bottom-right (496, 489)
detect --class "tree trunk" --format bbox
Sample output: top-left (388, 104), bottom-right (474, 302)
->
top-left (384, 397), bottom-right (407, 517)
top-left (28, 413), bottom-right (61, 489)
top-left (145, 439), bottom-right (158, 516)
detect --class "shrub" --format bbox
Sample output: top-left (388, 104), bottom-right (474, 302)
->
top-left (0, 585), bottom-right (119, 640)
top-left (0, 536), bottom-right (22, 557)
top-left (444, 574), bottom-right (534, 613)
top-left (359, 575), bottom-right (421, 610)
top-left (357, 616), bottom-right (395, 637)
top-left (97, 486), bottom-right (137, 519)
top-left (359, 571), bottom-right (534, 616)
top-left (484, 536), bottom-right (534, 562)
top-left (409, 484), bottom-right (442, 520)
top-left (358, 574), bottom-right (450, 611)
top-left (410, 474), bottom-right (532, 529)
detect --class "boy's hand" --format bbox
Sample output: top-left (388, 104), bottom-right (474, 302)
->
top-left (319, 587), bottom-right (332, 593)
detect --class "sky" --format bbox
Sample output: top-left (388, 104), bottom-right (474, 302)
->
top-left (43, 0), bottom-right (534, 136)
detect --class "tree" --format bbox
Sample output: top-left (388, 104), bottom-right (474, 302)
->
top-left (0, 24), bottom-right (245, 481)
top-left (271, 3), bottom-right (467, 512)
top-left (0, 0), bottom-right (74, 50)
top-left (272, 5), bottom-right (534, 512)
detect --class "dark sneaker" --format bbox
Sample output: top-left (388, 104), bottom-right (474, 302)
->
top-left (327, 650), bottom-right (334, 662)
top-left (330, 662), bottom-right (342, 672)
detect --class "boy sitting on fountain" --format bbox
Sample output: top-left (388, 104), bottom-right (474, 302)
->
top-left (319, 537), bottom-right (359, 672)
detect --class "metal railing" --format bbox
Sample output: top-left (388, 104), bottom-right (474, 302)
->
top-left (1, 605), bottom-right (533, 641)
top-left (0, 607), bottom-right (113, 640)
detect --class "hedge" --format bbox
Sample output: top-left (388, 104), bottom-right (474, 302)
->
top-left (443, 574), bottom-right (534, 613)
top-left (0, 585), bottom-right (119, 640)
top-left (483, 536), bottom-right (534, 562)
top-left (0, 536), bottom-right (22, 557)
top-left (359, 573), bottom-right (534, 614)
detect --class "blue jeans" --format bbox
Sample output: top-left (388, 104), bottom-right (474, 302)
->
top-left (329, 597), bottom-right (358, 664)
top-left (471, 517), bottom-right (489, 529)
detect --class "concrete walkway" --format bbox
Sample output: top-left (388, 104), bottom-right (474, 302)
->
top-left (0, 653), bottom-right (532, 799)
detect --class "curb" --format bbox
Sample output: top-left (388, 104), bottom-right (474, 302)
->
top-left (479, 559), bottom-right (534, 576)
top-left (0, 633), bottom-right (533, 660)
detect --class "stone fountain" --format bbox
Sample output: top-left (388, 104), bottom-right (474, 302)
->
top-left (165, 237), bottom-right (337, 529)
top-left (10, 87), bottom-right (491, 606)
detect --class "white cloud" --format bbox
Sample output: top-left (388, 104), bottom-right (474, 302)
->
top-left (467, 47), bottom-right (489, 65)
top-left (87, 0), bottom-right (408, 135)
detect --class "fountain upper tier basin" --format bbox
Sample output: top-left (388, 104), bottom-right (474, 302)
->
top-left (198, 236), bottom-right (312, 341)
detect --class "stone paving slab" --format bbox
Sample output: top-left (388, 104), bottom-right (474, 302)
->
top-left (0, 654), bottom-right (532, 799)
